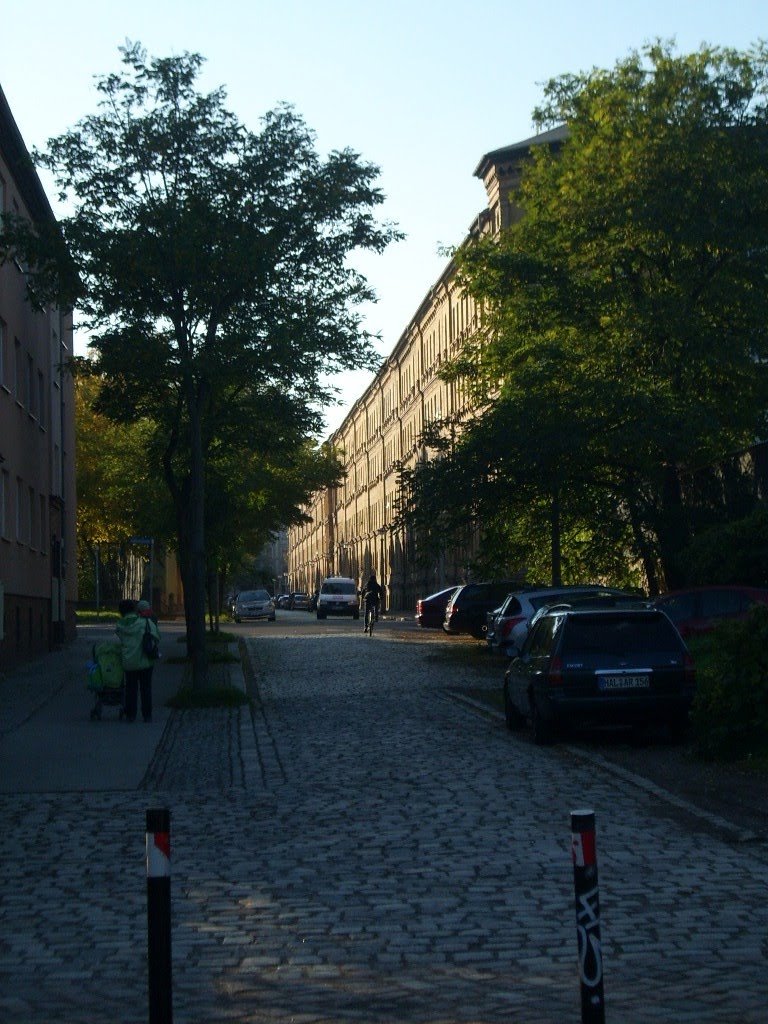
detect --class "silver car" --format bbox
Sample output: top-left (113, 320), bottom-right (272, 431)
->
top-left (488, 586), bottom-right (641, 656)
top-left (234, 589), bottom-right (276, 622)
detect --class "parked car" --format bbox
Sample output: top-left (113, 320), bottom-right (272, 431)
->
top-left (234, 589), bottom-right (276, 623)
top-left (487, 586), bottom-right (646, 656)
top-left (316, 577), bottom-right (360, 619)
top-left (289, 592), bottom-right (311, 611)
top-left (503, 606), bottom-right (695, 744)
top-left (416, 586), bottom-right (459, 628)
top-left (275, 594), bottom-right (291, 609)
top-left (654, 585), bottom-right (768, 638)
top-left (443, 581), bottom-right (524, 638)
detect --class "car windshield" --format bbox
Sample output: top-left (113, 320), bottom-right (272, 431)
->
top-left (322, 581), bottom-right (356, 595)
top-left (239, 590), bottom-right (269, 602)
top-left (562, 613), bottom-right (682, 656)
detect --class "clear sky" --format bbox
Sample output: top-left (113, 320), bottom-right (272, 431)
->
top-left (2, 0), bottom-right (765, 434)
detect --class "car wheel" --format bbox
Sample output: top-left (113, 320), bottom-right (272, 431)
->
top-left (530, 697), bottom-right (554, 746)
top-left (503, 682), bottom-right (525, 731)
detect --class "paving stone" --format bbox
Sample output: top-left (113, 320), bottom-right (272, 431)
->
top-left (1, 630), bottom-right (768, 1021)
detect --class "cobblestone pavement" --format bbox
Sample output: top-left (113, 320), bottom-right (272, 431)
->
top-left (1, 627), bottom-right (767, 1022)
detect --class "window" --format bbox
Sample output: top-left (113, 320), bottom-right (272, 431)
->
top-left (0, 470), bottom-right (7, 538)
top-left (15, 477), bottom-right (23, 541)
top-left (0, 320), bottom-right (6, 388)
top-left (37, 371), bottom-right (46, 428)
top-left (28, 486), bottom-right (35, 548)
top-left (27, 354), bottom-right (34, 414)
top-left (14, 338), bottom-right (22, 401)
top-left (39, 494), bottom-right (46, 552)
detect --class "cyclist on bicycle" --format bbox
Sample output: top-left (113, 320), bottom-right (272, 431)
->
top-left (361, 572), bottom-right (384, 633)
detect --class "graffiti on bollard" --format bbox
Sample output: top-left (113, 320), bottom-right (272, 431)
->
top-left (571, 809), bottom-right (605, 1024)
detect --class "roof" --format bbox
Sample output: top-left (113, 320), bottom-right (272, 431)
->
top-left (0, 83), bottom-right (57, 225)
top-left (473, 124), bottom-right (569, 179)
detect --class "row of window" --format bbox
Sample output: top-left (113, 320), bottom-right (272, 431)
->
top-left (0, 469), bottom-right (48, 551)
top-left (0, 320), bottom-right (49, 427)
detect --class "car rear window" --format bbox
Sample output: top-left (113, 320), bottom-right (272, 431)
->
top-left (322, 580), bottom-right (357, 595)
top-left (561, 613), bottom-right (683, 656)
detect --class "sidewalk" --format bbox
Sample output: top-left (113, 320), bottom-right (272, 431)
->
top-left (0, 622), bottom-right (243, 794)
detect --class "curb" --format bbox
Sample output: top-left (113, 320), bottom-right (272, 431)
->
top-left (447, 692), bottom-right (762, 845)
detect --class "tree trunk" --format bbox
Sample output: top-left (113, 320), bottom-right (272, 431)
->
top-left (655, 464), bottom-right (691, 591)
top-left (550, 487), bottom-right (562, 586)
top-left (183, 396), bottom-right (208, 690)
top-left (625, 492), bottom-right (660, 596)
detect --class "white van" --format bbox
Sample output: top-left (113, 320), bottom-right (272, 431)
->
top-left (316, 577), bottom-right (360, 620)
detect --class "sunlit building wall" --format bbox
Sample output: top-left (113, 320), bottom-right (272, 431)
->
top-left (288, 129), bottom-right (567, 611)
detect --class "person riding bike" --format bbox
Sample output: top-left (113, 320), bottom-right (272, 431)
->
top-left (361, 572), bottom-right (384, 634)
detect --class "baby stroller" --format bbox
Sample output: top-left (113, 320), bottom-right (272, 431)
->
top-left (87, 641), bottom-right (125, 721)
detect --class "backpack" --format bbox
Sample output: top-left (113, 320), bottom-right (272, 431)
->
top-left (142, 619), bottom-right (160, 659)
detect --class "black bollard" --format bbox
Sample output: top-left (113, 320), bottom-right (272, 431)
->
top-left (146, 808), bottom-right (172, 1024)
top-left (570, 809), bottom-right (605, 1024)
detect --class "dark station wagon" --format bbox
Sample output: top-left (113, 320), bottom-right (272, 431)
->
top-left (503, 607), bottom-right (695, 744)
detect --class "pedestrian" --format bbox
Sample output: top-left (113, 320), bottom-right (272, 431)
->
top-left (116, 597), bottom-right (161, 723)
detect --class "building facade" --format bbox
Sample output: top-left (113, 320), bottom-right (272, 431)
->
top-left (0, 86), bottom-right (77, 666)
top-left (288, 129), bottom-right (566, 611)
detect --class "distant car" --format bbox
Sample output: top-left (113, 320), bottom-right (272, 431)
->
top-left (234, 589), bottom-right (276, 623)
top-left (654, 585), bottom-right (768, 638)
top-left (289, 592), bottom-right (311, 611)
top-left (316, 577), bottom-right (360, 619)
top-left (416, 586), bottom-right (459, 628)
top-left (503, 607), bottom-right (696, 744)
top-left (443, 580), bottom-right (526, 639)
top-left (275, 594), bottom-right (291, 609)
top-left (487, 586), bottom-right (645, 656)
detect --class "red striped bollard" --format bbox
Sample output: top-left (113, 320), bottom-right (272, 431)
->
top-left (571, 809), bottom-right (605, 1024)
top-left (146, 808), bottom-right (172, 1024)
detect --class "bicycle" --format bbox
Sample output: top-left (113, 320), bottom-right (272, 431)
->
top-left (363, 598), bottom-right (376, 635)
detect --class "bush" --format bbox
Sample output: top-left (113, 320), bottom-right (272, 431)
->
top-left (690, 605), bottom-right (768, 761)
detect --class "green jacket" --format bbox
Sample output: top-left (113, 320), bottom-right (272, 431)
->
top-left (116, 613), bottom-right (161, 671)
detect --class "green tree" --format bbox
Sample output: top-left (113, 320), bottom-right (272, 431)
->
top-left (74, 374), bottom-right (173, 602)
top-left (10, 43), bottom-right (400, 688)
top-left (441, 40), bottom-right (768, 590)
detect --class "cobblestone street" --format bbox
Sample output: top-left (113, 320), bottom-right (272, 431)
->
top-left (1, 627), bottom-right (767, 1022)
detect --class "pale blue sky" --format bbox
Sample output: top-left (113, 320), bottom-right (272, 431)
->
top-left (3, 0), bottom-right (765, 433)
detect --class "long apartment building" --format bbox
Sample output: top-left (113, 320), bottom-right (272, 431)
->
top-left (0, 85), bottom-right (77, 666)
top-left (288, 128), bottom-right (566, 612)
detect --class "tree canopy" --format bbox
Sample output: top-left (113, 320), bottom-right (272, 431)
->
top-left (11, 42), bottom-right (402, 684)
top-left (403, 40), bottom-right (768, 592)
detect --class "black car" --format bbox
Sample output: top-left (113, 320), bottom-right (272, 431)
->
top-left (416, 586), bottom-right (459, 628)
top-left (443, 580), bottom-right (523, 638)
top-left (503, 607), bottom-right (695, 744)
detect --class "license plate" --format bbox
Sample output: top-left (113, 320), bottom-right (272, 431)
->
top-left (598, 674), bottom-right (650, 690)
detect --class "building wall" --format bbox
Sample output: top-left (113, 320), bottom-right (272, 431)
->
top-left (0, 87), bottom-right (77, 667)
top-left (288, 129), bottom-right (567, 612)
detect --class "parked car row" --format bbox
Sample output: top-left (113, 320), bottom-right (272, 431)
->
top-left (415, 580), bottom-right (768, 746)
